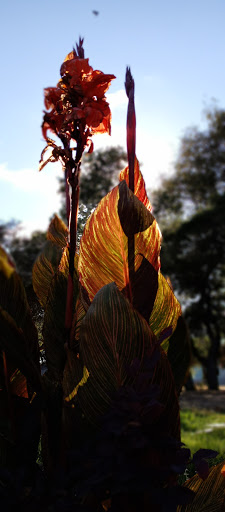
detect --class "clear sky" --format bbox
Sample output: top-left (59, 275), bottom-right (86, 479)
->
top-left (1, 0), bottom-right (225, 234)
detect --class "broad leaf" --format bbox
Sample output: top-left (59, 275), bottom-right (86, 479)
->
top-left (119, 157), bottom-right (152, 212)
top-left (79, 181), bottom-right (180, 344)
top-left (78, 181), bottom-right (161, 302)
top-left (178, 461), bottom-right (225, 511)
top-left (67, 283), bottom-right (152, 422)
top-left (32, 214), bottom-right (68, 308)
top-left (47, 213), bottom-right (68, 248)
top-left (122, 256), bottom-right (158, 323)
top-left (66, 282), bottom-right (180, 436)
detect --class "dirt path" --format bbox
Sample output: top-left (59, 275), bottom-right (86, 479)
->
top-left (179, 389), bottom-right (225, 412)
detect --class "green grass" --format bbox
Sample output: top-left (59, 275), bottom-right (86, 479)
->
top-left (181, 408), bottom-right (225, 456)
top-left (179, 408), bottom-right (225, 483)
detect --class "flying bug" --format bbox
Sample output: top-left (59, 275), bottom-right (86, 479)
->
top-left (92, 10), bottom-right (99, 15)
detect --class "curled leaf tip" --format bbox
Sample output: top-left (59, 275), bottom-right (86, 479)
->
top-left (125, 66), bottom-right (135, 99)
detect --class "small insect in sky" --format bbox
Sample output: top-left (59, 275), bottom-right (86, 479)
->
top-left (92, 10), bottom-right (99, 16)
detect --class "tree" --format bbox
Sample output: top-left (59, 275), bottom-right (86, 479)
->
top-left (0, 220), bottom-right (20, 249)
top-left (9, 230), bottom-right (46, 287)
top-left (58, 146), bottom-right (127, 231)
top-left (152, 107), bottom-right (225, 389)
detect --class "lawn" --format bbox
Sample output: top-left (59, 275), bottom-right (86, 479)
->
top-left (181, 408), bottom-right (225, 455)
top-left (179, 408), bottom-right (225, 482)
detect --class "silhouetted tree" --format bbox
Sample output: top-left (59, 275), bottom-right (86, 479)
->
top-left (152, 107), bottom-right (225, 389)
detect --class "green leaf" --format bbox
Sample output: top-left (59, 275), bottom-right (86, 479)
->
top-left (178, 461), bottom-right (225, 511)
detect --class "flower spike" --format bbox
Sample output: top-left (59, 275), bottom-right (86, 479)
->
top-left (125, 66), bottom-right (136, 193)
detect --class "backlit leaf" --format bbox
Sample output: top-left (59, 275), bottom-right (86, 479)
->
top-left (79, 180), bottom-right (180, 344)
top-left (64, 360), bottom-right (89, 403)
top-left (177, 461), bottom-right (225, 511)
top-left (67, 283), bottom-right (180, 439)
top-left (150, 272), bottom-right (182, 349)
top-left (32, 240), bottom-right (63, 308)
top-left (119, 157), bottom-right (152, 212)
top-left (78, 181), bottom-right (161, 303)
top-left (32, 214), bottom-right (68, 308)
top-left (74, 283), bottom-right (155, 423)
top-left (47, 213), bottom-right (68, 248)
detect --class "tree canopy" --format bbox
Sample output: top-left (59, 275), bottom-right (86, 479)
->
top-left (152, 108), bottom-right (225, 389)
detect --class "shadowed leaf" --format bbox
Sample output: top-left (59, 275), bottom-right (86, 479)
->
top-left (43, 249), bottom-right (79, 380)
top-left (151, 348), bottom-right (181, 440)
top-left (167, 315), bottom-right (191, 393)
top-left (118, 180), bottom-right (155, 236)
top-left (122, 256), bottom-right (158, 322)
top-left (0, 247), bottom-right (40, 398)
top-left (119, 157), bottom-right (152, 212)
top-left (0, 309), bottom-right (41, 393)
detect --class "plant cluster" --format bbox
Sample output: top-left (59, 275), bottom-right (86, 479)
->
top-left (0, 39), bottom-right (225, 511)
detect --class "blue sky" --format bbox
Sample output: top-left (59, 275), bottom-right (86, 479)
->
top-left (1, 0), bottom-right (225, 234)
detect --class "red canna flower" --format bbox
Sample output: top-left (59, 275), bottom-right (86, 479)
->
top-left (41, 41), bottom-right (115, 146)
top-left (40, 39), bottom-right (115, 174)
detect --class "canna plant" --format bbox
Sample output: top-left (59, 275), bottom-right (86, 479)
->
top-left (0, 38), bottom-right (225, 511)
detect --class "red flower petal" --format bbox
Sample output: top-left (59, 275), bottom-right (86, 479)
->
top-left (44, 87), bottom-right (62, 110)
